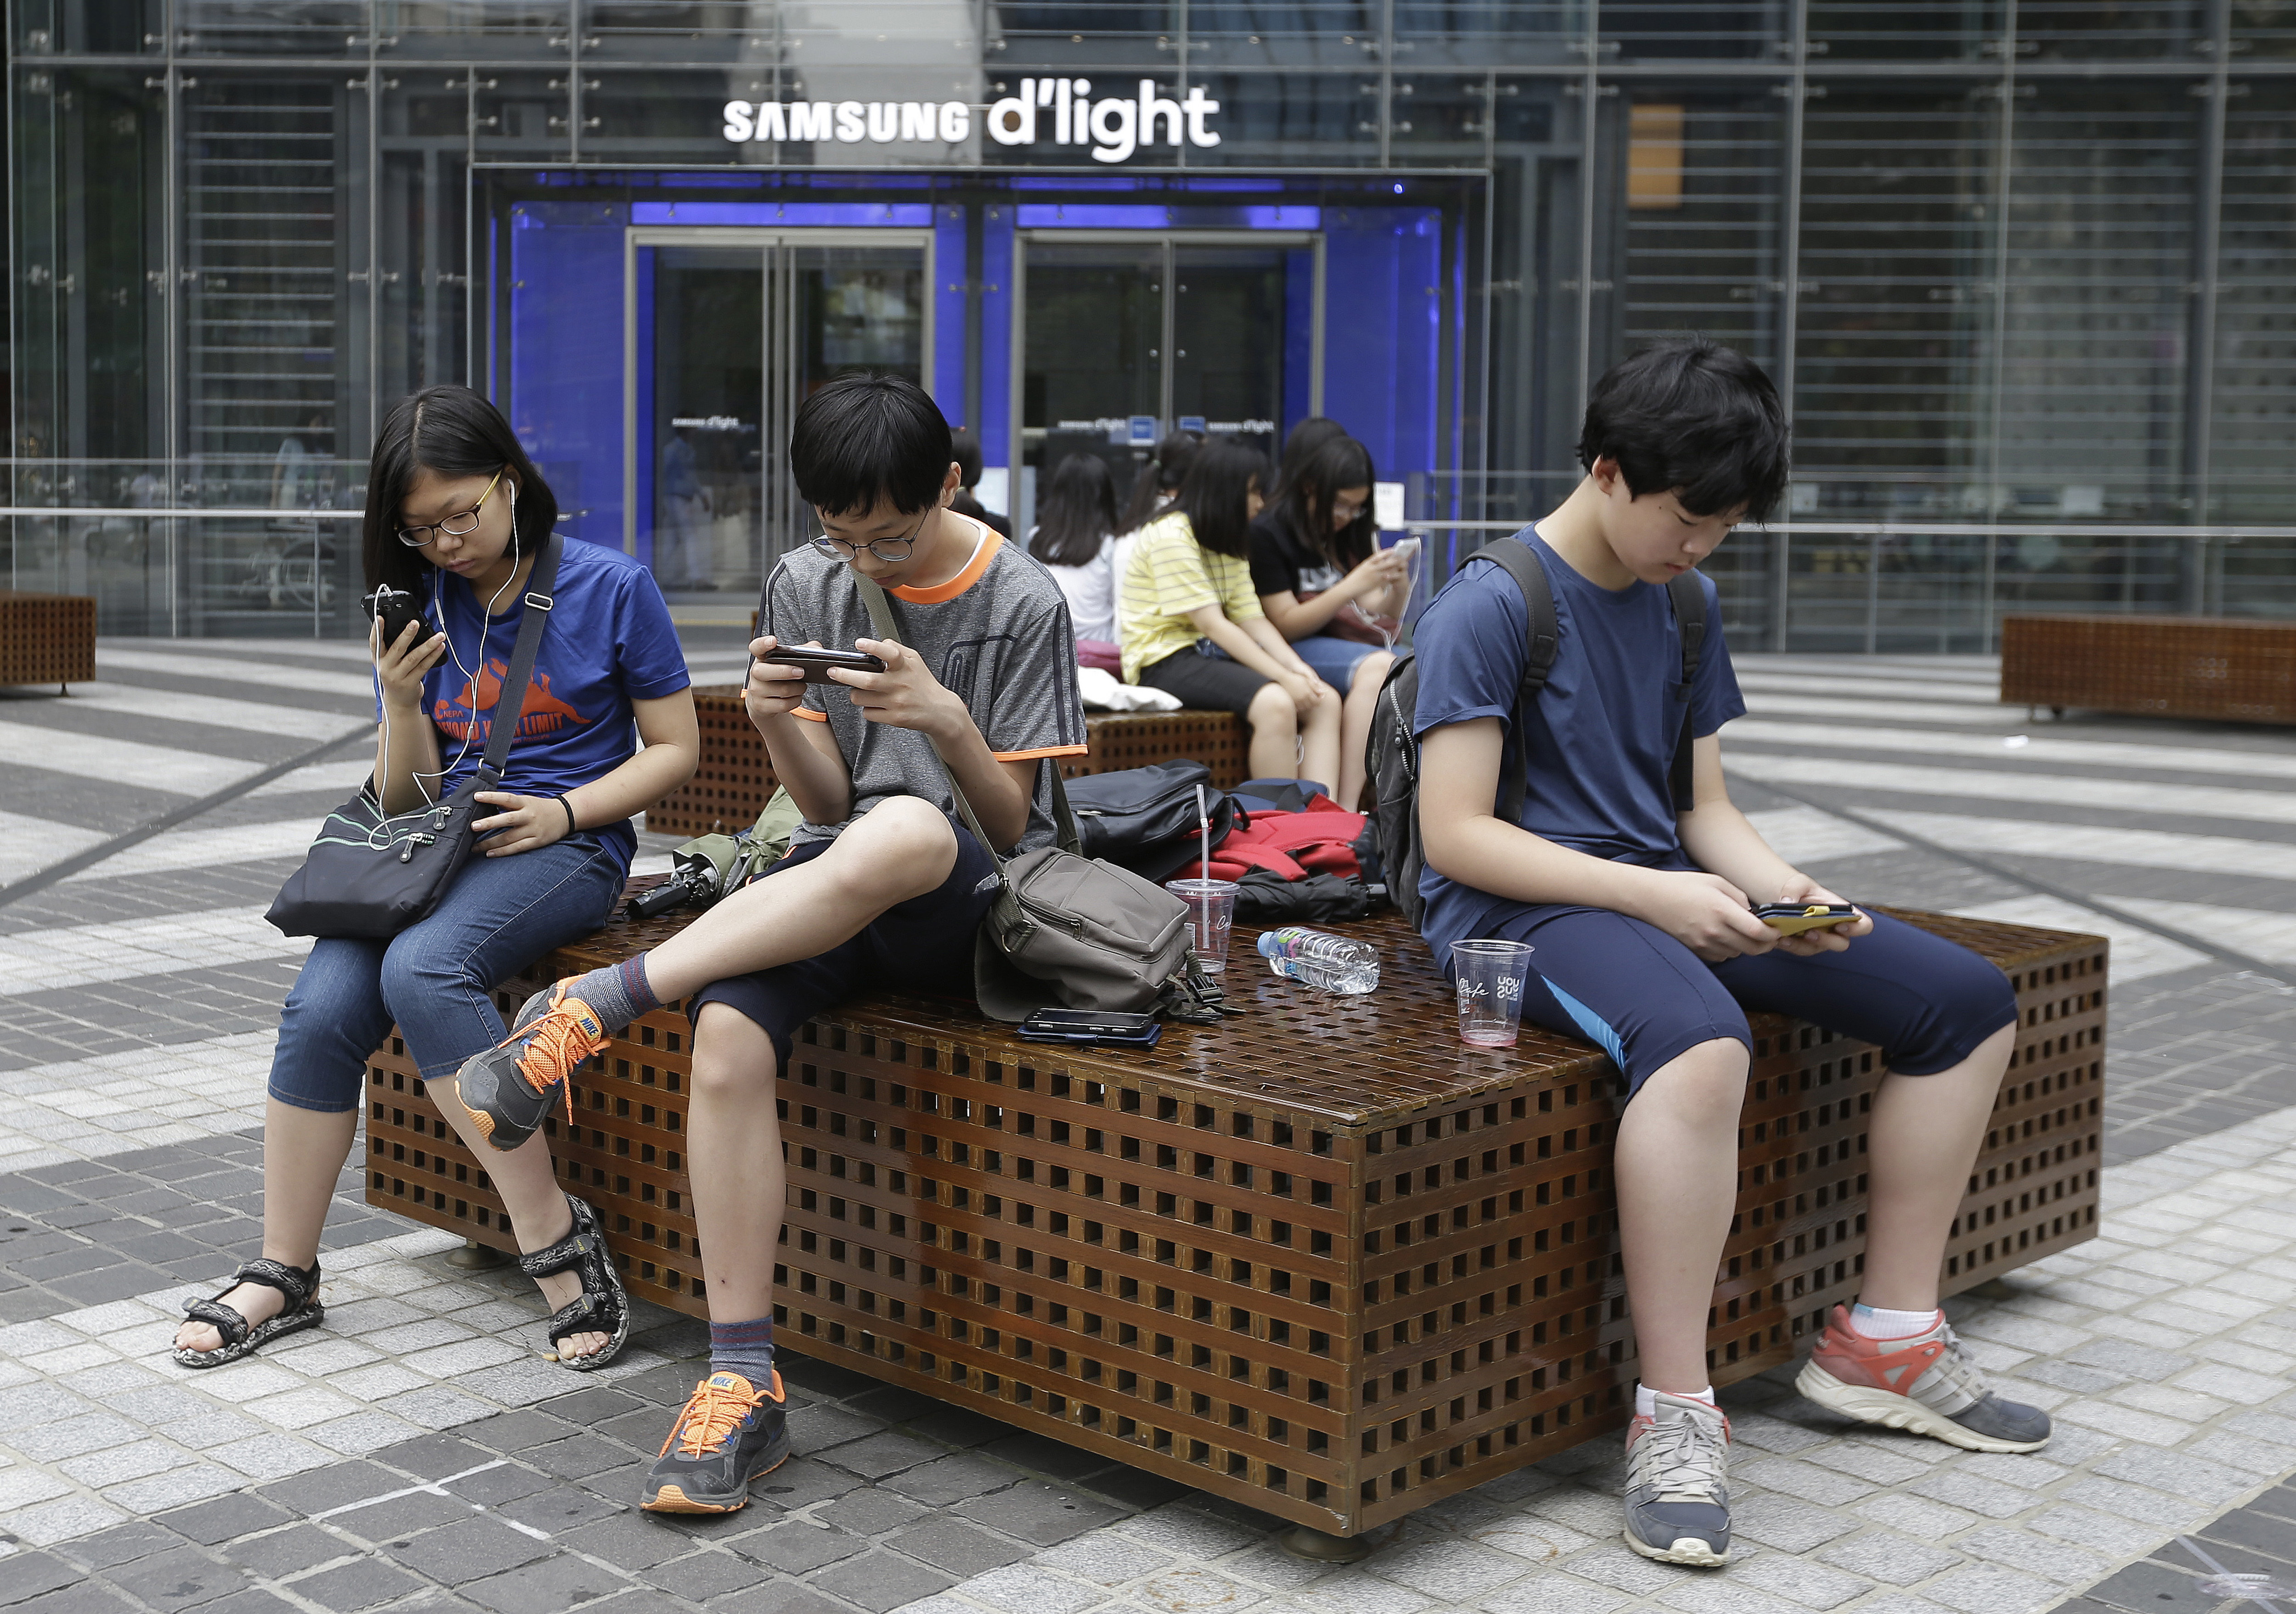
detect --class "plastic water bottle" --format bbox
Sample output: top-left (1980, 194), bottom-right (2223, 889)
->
top-left (1257, 927), bottom-right (1379, 995)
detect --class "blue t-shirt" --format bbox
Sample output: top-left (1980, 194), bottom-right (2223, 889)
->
top-left (1409, 530), bottom-right (1745, 965)
top-left (381, 539), bottom-right (689, 874)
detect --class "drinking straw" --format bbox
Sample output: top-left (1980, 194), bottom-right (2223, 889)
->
top-left (1197, 783), bottom-right (1211, 881)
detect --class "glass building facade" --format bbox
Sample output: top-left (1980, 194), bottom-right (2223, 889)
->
top-left (7, 1), bottom-right (2293, 647)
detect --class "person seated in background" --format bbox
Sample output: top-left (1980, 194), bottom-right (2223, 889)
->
top-left (1116, 428), bottom-right (1203, 539)
top-left (1028, 451), bottom-right (1122, 671)
top-left (1250, 432), bottom-right (1408, 810)
top-left (950, 429), bottom-right (1013, 537)
top-left (1119, 437), bottom-right (1340, 788)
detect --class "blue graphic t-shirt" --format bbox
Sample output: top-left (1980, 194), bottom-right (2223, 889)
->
top-left (1408, 529), bottom-right (1745, 967)
top-left (382, 538), bottom-right (689, 874)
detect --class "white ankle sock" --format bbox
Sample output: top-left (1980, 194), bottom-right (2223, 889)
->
top-left (1636, 1383), bottom-right (1717, 1420)
top-left (1851, 1303), bottom-right (1942, 1339)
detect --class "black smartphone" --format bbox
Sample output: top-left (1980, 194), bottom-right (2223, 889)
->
top-left (362, 585), bottom-right (438, 651)
top-left (1017, 1007), bottom-right (1162, 1047)
top-left (1751, 902), bottom-right (1861, 936)
top-left (751, 647), bottom-right (888, 686)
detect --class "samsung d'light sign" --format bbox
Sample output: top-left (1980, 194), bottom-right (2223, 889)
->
top-left (722, 79), bottom-right (1220, 163)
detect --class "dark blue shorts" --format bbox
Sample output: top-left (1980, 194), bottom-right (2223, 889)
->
top-left (1470, 904), bottom-right (2018, 1101)
top-left (687, 819), bottom-right (995, 1070)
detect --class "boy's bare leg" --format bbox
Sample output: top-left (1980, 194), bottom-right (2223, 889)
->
top-left (687, 1005), bottom-right (788, 1325)
top-left (1336, 652), bottom-right (1395, 811)
top-left (173, 1098), bottom-right (353, 1353)
top-left (1859, 1021), bottom-right (2015, 1309)
top-left (644, 797), bottom-right (959, 1003)
top-left (1613, 1037), bottom-right (1749, 1391)
top-left (1245, 683), bottom-right (1303, 781)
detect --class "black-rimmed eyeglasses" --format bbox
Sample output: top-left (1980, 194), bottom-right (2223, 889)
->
top-left (397, 467), bottom-right (506, 549)
top-left (810, 503), bottom-right (933, 564)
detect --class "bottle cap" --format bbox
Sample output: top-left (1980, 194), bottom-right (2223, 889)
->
top-left (1256, 931), bottom-right (1281, 958)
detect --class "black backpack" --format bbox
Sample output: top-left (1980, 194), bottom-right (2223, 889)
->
top-left (1064, 760), bottom-right (1244, 884)
top-left (1365, 537), bottom-right (1707, 928)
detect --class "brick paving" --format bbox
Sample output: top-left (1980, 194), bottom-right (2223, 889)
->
top-left (1, 640), bottom-right (2293, 1613)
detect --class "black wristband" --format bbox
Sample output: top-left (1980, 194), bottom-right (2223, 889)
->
top-left (558, 796), bottom-right (578, 837)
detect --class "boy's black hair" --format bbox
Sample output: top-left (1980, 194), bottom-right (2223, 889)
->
top-left (363, 385), bottom-right (558, 596)
top-left (1269, 433), bottom-right (1377, 570)
top-left (1173, 437), bottom-right (1266, 561)
top-left (789, 372), bottom-right (954, 518)
top-left (1577, 338), bottom-right (1789, 520)
top-left (1030, 452), bottom-right (1119, 569)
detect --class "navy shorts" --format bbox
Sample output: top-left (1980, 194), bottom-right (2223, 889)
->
top-left (687, 818), bottom-right (996, 1070)
top-left (1469, 904), bottom-right (2018, 1101)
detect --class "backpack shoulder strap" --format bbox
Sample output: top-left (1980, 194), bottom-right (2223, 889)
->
top-left (477, 531), bottom-right (563, 779)
top-left (1664, 570), bottom-right (1708, 813)
top-left (1465, 535), bottom-right (1559, 823)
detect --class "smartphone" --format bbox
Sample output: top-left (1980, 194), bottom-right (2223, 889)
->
top-left (362, 585), bottom-right (438, 652)
top-left (1752, 902), bottom-right (1861, 936)
top-left (1390, 536), bottom-right (1423, 563)
top-left (1017, 1007), bottom-right (1162, 1047)
top-left (751, 647), bottom-right (888, 686)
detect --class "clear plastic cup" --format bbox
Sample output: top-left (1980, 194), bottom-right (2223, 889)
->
top-left (1164, 877), bottom-right (1240, 973)
top-left (1451, 939), bottom-right (1536, 1047)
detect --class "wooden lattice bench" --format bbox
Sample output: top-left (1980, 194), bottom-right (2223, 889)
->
top-left (0, 590), bottom-right (97, 692)
top-left (2002, 613), bottom-right (2296, 725)
top-left (645, 686), bottom-right (1249, 838)
top-left (362, 900), bottom-right (2104, 1541)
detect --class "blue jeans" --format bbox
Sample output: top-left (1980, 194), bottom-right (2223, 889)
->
top-left (269, 834), bottom-right (624, 1111)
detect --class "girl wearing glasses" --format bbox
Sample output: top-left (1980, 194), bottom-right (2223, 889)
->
top-left (1249, 431), bottom-right (1410, 811)
top-left (173, 386), bottom-right (698, 1374)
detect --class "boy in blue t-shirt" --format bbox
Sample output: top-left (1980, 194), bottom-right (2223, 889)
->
top-left (1413, 341), bottom-right (2049, 1568)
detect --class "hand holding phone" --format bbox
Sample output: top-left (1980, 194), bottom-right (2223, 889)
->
top-left (363, 585), bottom-right (438, 652)
top-left (772, 646), bottom-right (889, 685)
top-left (1751, 902), bottom-right (1861, 937)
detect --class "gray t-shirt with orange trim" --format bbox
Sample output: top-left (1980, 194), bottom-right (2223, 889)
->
top-left (758, 526), bottom-right (1089, 853)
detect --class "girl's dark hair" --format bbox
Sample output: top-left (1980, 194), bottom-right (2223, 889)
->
top-left (1172, 438), bottom-right (1266, 561)
top-left (1272, 416), bottom-right (1346, 500)
top-left (1269, 434), bottom-right (1377, 569)
top-left (1030, 453), bottom-right (1119, 569)
top-left (790, 371), bottom-right (954, 517)
top-left (363, 385), bottom-right (558, 596)
top-left (1119, 429), bottom-right (1203, 534)
top-left (1578, 337), bottom-right (1790, 520)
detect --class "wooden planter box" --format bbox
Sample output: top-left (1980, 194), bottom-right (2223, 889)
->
top-left (0, 591), bottom-right (97, 688)
top-left (644, 687), bottom-right (1250, 840)
top-left (2001, 613), bottom-right (2296, 725)
top-left (364, 902), bottom-right (2103, 1538)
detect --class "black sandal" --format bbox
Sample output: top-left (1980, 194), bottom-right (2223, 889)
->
top-left (523, 1194), bottom-right (629, 1371)
top-left (174, 1258), bottom-right (323, 1369)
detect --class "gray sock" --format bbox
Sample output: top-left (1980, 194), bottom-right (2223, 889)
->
top-left (555, 956), bottom-right (663, 1035)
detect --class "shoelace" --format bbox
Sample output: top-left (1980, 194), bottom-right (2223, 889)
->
top-left (1637, 1408), bottom-right (1728, 1502)
top-left (513, 1011), bottom-right (597, 1125)
top-left (1913, 1323), bottom-right (1992, 1412)
top-left (663, 1378), bottom-right (765, 1459)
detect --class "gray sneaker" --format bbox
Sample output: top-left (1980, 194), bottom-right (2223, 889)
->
top-left (1795, 1304), bottom-right (2051, 1453)
top-left (1621, 1390), bottom-right (1733, 1566)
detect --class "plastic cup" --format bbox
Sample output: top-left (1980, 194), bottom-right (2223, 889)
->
top-left (1451, 939), bottom-right (1536, 1048)
top-left (1165, 878), bottom-right (1240, 973)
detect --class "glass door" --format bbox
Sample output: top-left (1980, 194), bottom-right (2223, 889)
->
top-left (1015, 232), bottom-right (1321, 533)
top-left (630, 231), bottom-right (931, 602)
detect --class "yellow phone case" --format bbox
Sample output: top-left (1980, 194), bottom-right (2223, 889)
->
top-left (1759, 905), bottom-right (1857, 936)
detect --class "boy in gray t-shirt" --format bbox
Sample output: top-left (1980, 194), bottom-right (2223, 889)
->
top-left (454, 374), bottom-right (1084, 1514)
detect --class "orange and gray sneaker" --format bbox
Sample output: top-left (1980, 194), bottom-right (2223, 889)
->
top-left (641, 1370), bottom-right (790, 1513)
top-left (453, 982), bottom-right (605, 1152)
top-left (1622, 1391), bottom-right (1733, 1566)
top-left (1795, 1304), bottom-right (2051, 1453)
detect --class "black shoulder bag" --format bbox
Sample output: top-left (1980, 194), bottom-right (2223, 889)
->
top-left (266, 533), bottom-right (563, 940)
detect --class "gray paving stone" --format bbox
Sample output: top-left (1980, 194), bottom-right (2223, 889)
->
top-left (748, 1457), bottom-right (866, 1509)
top-left (497, 1484), bottom-right (626, 1534)
top-left (954, 1481), bottom-right (1126, 1548)
top-left (217, 1523), bottom-right (348, 1579)
top-left (369, 1433), bottom-right (496, 1481)
top-left (287, 1555), bottom-right (430, 1612)
top-left (881, 1453), bottom-right (1020, 1507)
top-left (2078, 1559), bottom-right (2221, 1614)
top-left (814, 1488), bottom-right (932, 1537)
top-left (254, 1460), bottom-right (400, 1518)
top-left (818, 1430), bottom-right (947, 1479)
top-left (736, 1520), bottom-right (870, 1575)
top-left (1816, 1530), bottom-right (1960, 1587)
top-left (150, 1491), bottom-right (296, 1547)
top-left (11, 1584), bottom-right (144, 1614)
top-left (380, 1517), bottom-right (555, 1585)
top-left (456, 1551), bottom-right (638, 1614)
top-left (524, 1433), bottom-right (632, 1481)
top-left (0, 1552), bottom-right (83, 1605)
top-left (551, 1511), bottom-right (694, 1572)
top-left (804, 1547), bottom-right (958, 1613)
top-left (330, 1490), bottom-right (472, 1543)
top-left (883, 1518), bottom-right (1034, 1576)
top-left (55, 1521), bottom-right (187, 1571)
top-left (639, 1550), bottom-right (770, 1601)
top-left (103, 1543), bottom-right (256, 1612)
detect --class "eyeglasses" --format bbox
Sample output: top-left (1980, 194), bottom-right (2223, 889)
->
top-left (811, 503), bottom-right (934, 564)
top-left (397, 468), bottom-right (505, 549)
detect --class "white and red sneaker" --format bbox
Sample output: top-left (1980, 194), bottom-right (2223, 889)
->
top-left (1795, 1304), bottom-right (2050, 1453)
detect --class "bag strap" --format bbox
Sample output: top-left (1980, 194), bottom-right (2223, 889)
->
top-left (1665, 570), bottom-right (1707, 813)
top-left (850, 572), bottom-right (1082, 866)
top-left (1464, 535), bottom-right (1558, 825)
top-left (476, 530), bottom-right (564, 779)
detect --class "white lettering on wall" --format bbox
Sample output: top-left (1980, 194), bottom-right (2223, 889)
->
top-left (725, 100), bottom-right (973, 145)
top-left (717, 81), bottom-right (1218, 156)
